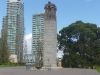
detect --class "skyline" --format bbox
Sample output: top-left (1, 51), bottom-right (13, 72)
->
top-left (0, 0), bottom-right (100, 55)
top-left (0, 0), bottom-right (100, 35)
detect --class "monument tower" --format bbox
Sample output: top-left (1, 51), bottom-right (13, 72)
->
top-left (43, 1), bottom-right (57, 67)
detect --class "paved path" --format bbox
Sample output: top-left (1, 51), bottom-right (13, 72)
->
top-left (0, 66), bottom-right (100, 75)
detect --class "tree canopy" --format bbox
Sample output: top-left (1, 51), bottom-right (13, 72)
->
top-left (58, 21), bottom-right (100, 68)
top-left (0, 36), bottom-right (10, 64)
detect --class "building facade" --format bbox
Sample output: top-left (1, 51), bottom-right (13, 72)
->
top-left (32, 13), bottom-right (44, 54)
top-left (32, 13), bottom-right (44, 66)
top-left (24, 54), bottom-right (35, 65)
top-left (2, 0), bottom-right (24, 62)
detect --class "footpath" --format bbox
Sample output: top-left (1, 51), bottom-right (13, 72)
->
top-left (0, 66), bottom-right (100, 75)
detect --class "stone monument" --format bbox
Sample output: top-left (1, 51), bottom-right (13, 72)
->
top-left (43, 1), bottom-right (57, 67)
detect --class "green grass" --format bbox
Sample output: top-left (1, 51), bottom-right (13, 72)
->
top-left (97, 69), bottom-right (100, 73)
top-left (0, 65), bottom-right (17, 68)
top-left (0, 63), bottom-right (25, 68)
top-left (0, 64), bottom-right (23, 68)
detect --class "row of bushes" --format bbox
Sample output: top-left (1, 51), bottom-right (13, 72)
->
top-left (93, 65), bottom-right (100, 69)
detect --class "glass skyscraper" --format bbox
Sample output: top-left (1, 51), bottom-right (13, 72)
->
top-left (32, 12), bottom-right (44, 54)
top-left (2, 0), bottom-right (24, 62)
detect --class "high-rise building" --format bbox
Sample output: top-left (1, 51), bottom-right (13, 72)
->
top-left (2, 0), bottom-right (24, 62)
top-left (32, 13), bottom-right (44, 61)
top-left (32, 12), bottom-right (44, 54)
top-left (43, 1), bottom-right (57, 67)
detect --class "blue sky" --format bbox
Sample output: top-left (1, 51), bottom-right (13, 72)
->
top-left (0, 0), bottom-right (100, 55)
top-left (0, 0), bottom-right (100, 35)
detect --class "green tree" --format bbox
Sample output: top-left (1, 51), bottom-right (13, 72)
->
top-left (34, 38), bottom-right (43, 68)
top-left (59, 21), bottom-right (100, 68)
top-left (0, 32), bottom-right (10, 64)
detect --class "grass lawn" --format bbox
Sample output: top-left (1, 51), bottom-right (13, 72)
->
top-left (97, 69), bottom-right (100, 73)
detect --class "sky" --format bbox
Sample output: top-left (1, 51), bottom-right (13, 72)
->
top-left (0, 0), bottom-right (100, 56)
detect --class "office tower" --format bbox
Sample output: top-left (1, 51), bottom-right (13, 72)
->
top-left (2, 0), bottom-right (24, 62)
top-left (43, 1), bottom-right (57, 67)
top-left (32, 12), bottom-right (44, 65)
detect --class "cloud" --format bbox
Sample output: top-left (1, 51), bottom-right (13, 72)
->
top-left (57, 51), bottom-right (64, 58)
top-left (25, 33), bottom-right (32, 54)
top-left (25, 34), bottom-right (32, 40)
